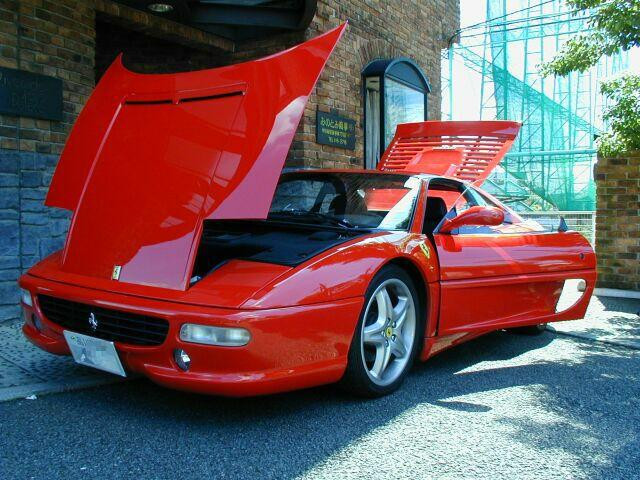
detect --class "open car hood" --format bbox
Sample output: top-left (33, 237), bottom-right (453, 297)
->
top-left (45, 24), bottom-right (346, 291)
top-left (377, 120), bottom-right (521, 184)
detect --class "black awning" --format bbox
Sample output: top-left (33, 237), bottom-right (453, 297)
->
top-left (116, 1), bottom-right (317, 40)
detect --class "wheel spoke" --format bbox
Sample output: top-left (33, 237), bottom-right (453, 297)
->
top-left (390, 335), bottom-right (407, 359)
top-left (392, 296), bottom-right (408, 329)
top-left (375, 288), bottom-right (394, 322)
top-left (380, 342), bottom-right (392, 375)
top-left (370, 342), bottom-right (392, 379)
top-left (363, 320), bottom-right (385, 345)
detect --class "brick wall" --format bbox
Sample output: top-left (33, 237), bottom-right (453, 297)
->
top-left (0, 0), bottom-right (459, 322)
top-left (0, 0), bottom-right (95, 322)
top-left (595, 153), bottom-right (640, 291)
top-left (231, 0), bottom-right (460, 170)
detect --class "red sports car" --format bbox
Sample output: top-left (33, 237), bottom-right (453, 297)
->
top-left (19, 25), bottom-right (595, 397)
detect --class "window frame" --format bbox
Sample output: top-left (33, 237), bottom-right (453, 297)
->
top-left (425, 177), bottom-right (547, 236)
top-left (362, 58), bottom-right (431, 169)
top-left (425, 177), bottom-right (505, 235)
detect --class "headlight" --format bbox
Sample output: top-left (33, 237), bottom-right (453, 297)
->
top-left (20, 288), bottom-right (33, 307)
top-left (180, 323), bottom-right (251, 346)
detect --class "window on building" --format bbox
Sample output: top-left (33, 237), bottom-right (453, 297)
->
top-left (362, 59), bottom-right (430, 169)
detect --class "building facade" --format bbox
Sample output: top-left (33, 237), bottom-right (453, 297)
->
top-left (0, 0), bottom-right (459, 322)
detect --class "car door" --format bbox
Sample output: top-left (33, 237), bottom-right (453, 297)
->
top-left (426, 178), bottom-right (596, 335)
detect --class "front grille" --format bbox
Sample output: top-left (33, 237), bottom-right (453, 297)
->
top-left (38, 295), bottom-right (169, 346)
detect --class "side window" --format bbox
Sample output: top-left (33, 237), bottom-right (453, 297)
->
top-left (424, 178), bottom-right (476, 235)
top-left (451, 188), bottom-right (483, 216)
top-left (426, 178), bottom-right (545, 236)
top-left (449, 187), bottom-right (498, 235)
top-left (453, 186), bottom-right (546, 235)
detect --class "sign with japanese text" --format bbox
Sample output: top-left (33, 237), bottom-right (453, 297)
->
top-left (0, 67), bottom-right (63, 121)
top-left (316, 110), bottom-right (356, 150)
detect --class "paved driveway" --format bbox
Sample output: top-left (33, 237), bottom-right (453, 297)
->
top-left (1, 326), bottom-right (639, 479)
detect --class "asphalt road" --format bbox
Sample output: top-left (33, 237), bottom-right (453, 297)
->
top-left (1, 329), bottom-right (639, 480)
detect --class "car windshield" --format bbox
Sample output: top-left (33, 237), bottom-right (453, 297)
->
top-left (268, 172), bottom-right (421, 231)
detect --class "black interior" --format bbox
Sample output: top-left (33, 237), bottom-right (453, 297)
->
top-left (191, 220), bottom-right (367, 282)
top-left (423, 197), bottom-right (448, 235)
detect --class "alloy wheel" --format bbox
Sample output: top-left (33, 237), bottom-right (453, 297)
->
top-left (360, 278), bottom-right (417, 386)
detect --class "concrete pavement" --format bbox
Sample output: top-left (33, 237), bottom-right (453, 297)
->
top-left (1, 324), bottom-right (639, 479)
top-left (549, 296), bottom-right (640, 350)
top-left (0, 319), bottom-right (121, 402)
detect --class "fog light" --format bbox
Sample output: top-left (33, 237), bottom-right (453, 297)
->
top-left (174, 348), bottom-right (191, 371)
top-left (20, 288), bottom-right (33, 307)
top-left (180, 324), bottom-right (250, 346)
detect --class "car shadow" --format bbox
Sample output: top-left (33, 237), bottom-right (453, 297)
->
top-left (3, 329), bottom-right (638, 479)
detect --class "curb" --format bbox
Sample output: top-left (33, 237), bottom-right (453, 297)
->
top-left (594, 288), bottom-right (640, 300)
top-left (546, 325), bottom-right (640, 351)
top-left (0, 376), bottom-right (126, 403)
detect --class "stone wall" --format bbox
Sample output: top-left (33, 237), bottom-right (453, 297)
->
top-left (0, 0), bottom-right (459, 322)
top-left (0, 0), bottom-right (95, 322)
top-left (595, 153), bottom-right (640, 291)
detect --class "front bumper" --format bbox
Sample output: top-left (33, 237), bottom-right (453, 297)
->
top-left (19, 275), bottom-right (363, 397)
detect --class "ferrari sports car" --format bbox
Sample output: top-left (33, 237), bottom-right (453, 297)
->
top-left (19, 24), bottom-right (596, 397)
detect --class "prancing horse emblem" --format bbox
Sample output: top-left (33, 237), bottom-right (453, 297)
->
top-left (112, 265), bottom-right (122, 281)
top-left (88, 312), bottom-right (98, 331)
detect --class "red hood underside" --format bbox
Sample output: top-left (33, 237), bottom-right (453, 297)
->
top-left (45, 24), bottom-right (346, 291)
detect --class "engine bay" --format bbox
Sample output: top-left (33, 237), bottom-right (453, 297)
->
top-left (191, 220), bottom-right (368, 281)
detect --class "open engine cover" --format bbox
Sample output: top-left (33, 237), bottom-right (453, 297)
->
top-left (44, 24), bottom-right (346, 290)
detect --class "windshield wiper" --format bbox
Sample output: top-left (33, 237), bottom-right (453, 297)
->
top-left (269, 210), bottom-right (361, 230)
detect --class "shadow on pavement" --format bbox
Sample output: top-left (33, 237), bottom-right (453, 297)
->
top-left (1, 330), bottom-right (638, 479)
top-left (552, 296), bottom-right (640, 350)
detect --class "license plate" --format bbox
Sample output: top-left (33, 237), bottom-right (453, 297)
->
top-left (63, 331), bottom-right (126, 377)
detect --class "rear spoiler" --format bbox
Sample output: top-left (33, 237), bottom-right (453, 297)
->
top-left (377, 121), bottom-right (521, 185)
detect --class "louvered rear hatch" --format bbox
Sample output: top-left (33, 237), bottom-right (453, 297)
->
top-left (377, 121), bottom-right (521, 185)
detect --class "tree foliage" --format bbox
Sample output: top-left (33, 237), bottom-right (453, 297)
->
top-left (541, 0), bottom-right (640, 76)
top-left (540, 0), bottom-right (640, 155)
top-left (598, 75), bottom-right (640, 156)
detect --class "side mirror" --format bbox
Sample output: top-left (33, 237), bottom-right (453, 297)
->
top-left (438, 206), bottom-right (505, 234)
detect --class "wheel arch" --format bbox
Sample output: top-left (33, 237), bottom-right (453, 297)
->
top-left (384, 257), bottom-right (427, 314)
top-left (382, 257), bottom-right (432, 357)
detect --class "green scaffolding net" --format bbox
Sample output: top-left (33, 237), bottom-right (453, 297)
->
top-left (442, 0), bottom-right (631, 212)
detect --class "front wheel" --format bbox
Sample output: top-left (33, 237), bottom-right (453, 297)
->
top-left (341, 265), bottom-right (423, 397)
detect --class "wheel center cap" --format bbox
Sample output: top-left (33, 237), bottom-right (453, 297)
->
top-left (385, 326), bottom-right (393, 338)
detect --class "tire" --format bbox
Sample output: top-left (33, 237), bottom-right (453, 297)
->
top-left (509, 323), bottom-right (548, 335)
top-left (340, 265), bottom-right (424, 397)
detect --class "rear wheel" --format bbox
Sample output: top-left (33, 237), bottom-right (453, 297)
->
top-left (341, 265), bottom-right (423, 397)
